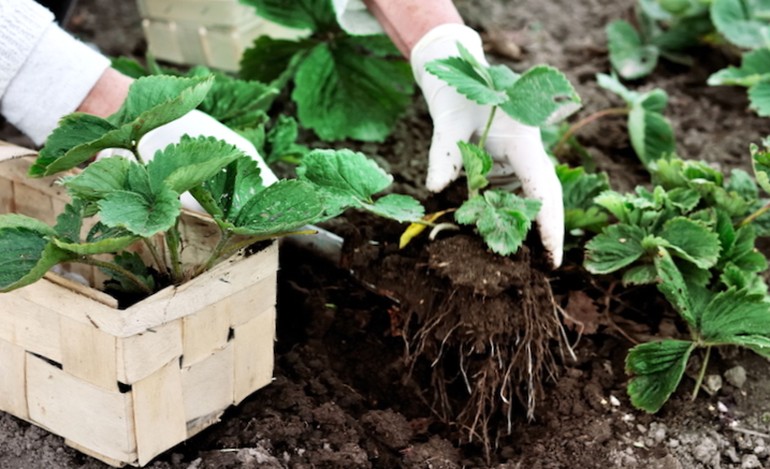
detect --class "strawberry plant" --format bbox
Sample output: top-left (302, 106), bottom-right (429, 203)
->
top-left (406, 43), bottom-right (581, 255)
top-left (0, 74), bottom-right (423, 297)
top-left (583, 140), bottom-right (770, 412)
top-left (111, 59), bottom-right (308, 165)
top-left (239, 0), bottom-right (414, 142)
top-left (554, 73), bottom-right (675, 169)
top-left (708, 48), bottom-right (770, 117)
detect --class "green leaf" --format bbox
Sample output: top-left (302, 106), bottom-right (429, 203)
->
top-left (727, 335), bottom-right (770, 358)
top-left (36, 76), bottom-right (214, 176)
top-left (263, 115), bottom-right (308, 164)
top-left (639, 89), bottom-right (669, 114)
top-left (292, 39), bottom-right (414, 141)
top-left (628, 105), bottom-right (676, 167)
top-left (708, 49), bottom-right (770, 86)
top-left (623, 264), bottom-right (659, 285)
top-left (626, 339), bottom-right (695, 413)
top-left (459, 142), bottom-right (492, 194)
top-left (102, 251), bottom-right (155, 294)
top-left (658, 217), bottom-right (721, 268)
top-left (455, 190), bottom-right (541, 256)
top-left (193, 156), bottom-right (265, 223)
top-left (232, 179), bottom-right (325, 235)
top-left (54, 200), bottom-right (84, 243)
top-left (30, 114), bottom-right (122, 177)
top-left (752, 140), bottom-right (770, 194)
top-left (425, 56), bottom-right (509, 106)
top-left (711, 0), bottom-right (770, 49)
top-left (700, 287), bottom-right (770, 340)
top-left (749, 81), bottom-right (770, 116)
top-left (52, 235), bottom-right (138, 256)
top-left (0, 215), bottom-right (74, 292)
top-left (653, 247), bottom-right (696, 326)
top-left (239, 0), bottom-right (335, 31)
top-left (722, 224), bottom-right (768, 272)
top-left (558, 164), bottom-right (611, 210)
top-left (368, 194), bottom-right (425, 223)
top-left (297, 149), bottom-right (393, 215)
top-left (63, 157), bottom-right (131, 200)
top-left (240, 36), bottom-right (315, 84)
top-left (500, 65), bottom-right (582, 126)
top-left (146, 136), bottom-right (245, 194)
top-left (584, 224), bottom-right (647, 274)
top-left (596, 72), bottom-right (638, 104)
top-left (606, 20), bottom-right (660, 79)
top-left (98, 186), bottom-right (181, 238)
top-left (198, 74), bottom-right (277, 128)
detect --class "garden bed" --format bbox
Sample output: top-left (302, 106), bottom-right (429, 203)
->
top-left (2, 0), bottom-right (770, 468)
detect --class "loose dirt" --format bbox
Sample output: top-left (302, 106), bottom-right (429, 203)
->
top-left (2, 0), bottom-right (770, 468)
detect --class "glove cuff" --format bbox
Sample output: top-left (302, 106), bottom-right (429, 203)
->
top-left (409, 23), bottom-right (487, 88)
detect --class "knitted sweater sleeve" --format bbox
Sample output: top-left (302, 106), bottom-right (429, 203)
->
top-left (0, 0), bottom-right (110, 145)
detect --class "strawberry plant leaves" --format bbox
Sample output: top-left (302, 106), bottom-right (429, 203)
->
top-left (606, 20), bottom-right (660, 79)
top-left (708, 49), bottom-right (770, 87)
top-left (52, 234), bottom-right (138, 256)
top-left (0, 215), bottom-right (74, 292)
top-left (459, 141), bottom-right (492, 195)
top-left (584, 224), bottom-right (647, 273)
top-left (34, 76), bottom-right (213, 176)
top-left (455, 190), bottom-right (541, 256)
top-left (628, 104), bottom-right (676, 167)
top-left (54, 200), bottom-right (84, 243)
top-left (240, 36), bottom-right (314, 84)
top-left (721, 224), bottom-right (768, 272)
top-left (240, 0), bottom-right (336, 31)
top-left (63, 157), bottom-right (131, 200)
top-left (292, 39), bottom-right (413, 141)
top-left (425, 55), bottom-right (511, 106)
top-left (146, 136), bottom-right (245, 194)
top-left (557, 164), bottom-right (611, 234)
top-left (653, 247), bottom-right (696, 326)
top-left (297, 149), bottom-right (392, 214)
top-left (197, 73), bottom-right (277, 129)
top-left (501, 65), bottom-right (582, 126)
top-left (29, 114), bottom-right (123, 177)
top-left (192, 156), bottom-right (265, 223)
top-left (748, 81), bottom-right (770, 116)
top-left (623, 264), bottom-right (659, 285)
top-left (711, 0), bottom-right (770, 49)
top-left (700, 287), bottom-right (770, 340)
top-left (262, 115), bottom-right (308, 164)
top-left (752, 140), bottom-right (770, 194)
top-left (658, 217), bottom-right (721, 268)
top-left (232, 179), bottom-right (325, 235)
top-left (98, 186), bottom-right (181, 238)
top-left (102, 251), bottom-right (155, 294)
top-left (626, 339), bottom-right (695, 413)
top-left (369, 194), bottom-right (426, 223)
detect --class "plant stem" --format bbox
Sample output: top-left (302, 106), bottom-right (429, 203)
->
top-left (479, 106), bottom-right (498, 149)
top-left (131, 141), bottom-right (145, 165)
top-left (143, 238), bottom-right (166, 273)
top-left (75, 256), bottom-right (153, 295)
top-left (166, 224), bottom-right (183, 283)
top-left (194, 231), bottom-right (234, 278)
top-left (740, 201), bottom-right (770, 227)
top-left (691, 346), bottom-right (712, 401)
top-left (553, 107), bottom-right (629, 156)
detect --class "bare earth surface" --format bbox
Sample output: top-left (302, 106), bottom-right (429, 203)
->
top-left (2, 0), bottom-right (770, 468)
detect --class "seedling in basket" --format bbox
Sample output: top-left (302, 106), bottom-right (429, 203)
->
top-left (0, 74), bottom-right (424, 297)
top-left (402, 43), bottom-right (581, 255)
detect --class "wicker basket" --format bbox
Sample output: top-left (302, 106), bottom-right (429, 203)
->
top-left (137, 0), bottom-right (307, 71)
top-left (0, 142), bottom-right (277, 467)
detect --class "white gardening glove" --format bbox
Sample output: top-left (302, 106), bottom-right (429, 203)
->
top-left (98, 109), bottom-right (278, 211)
top-left (411, 24), bottom-right (564, 268)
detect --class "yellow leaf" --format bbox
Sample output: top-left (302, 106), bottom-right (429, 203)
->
top-left (399, 210), bottom-right (452, 249)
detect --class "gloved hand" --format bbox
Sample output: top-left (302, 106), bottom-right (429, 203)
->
top-left (98, 109), bottom-right (278, 211)
top-left (410, 24), bottom-right (565, 268)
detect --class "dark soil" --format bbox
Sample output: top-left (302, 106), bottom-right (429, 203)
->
top-left (3, 0), bottom-right (770, 468)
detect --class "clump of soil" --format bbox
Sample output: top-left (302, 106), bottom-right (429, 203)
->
top-left (343, 221), bottom-right (567, 458)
